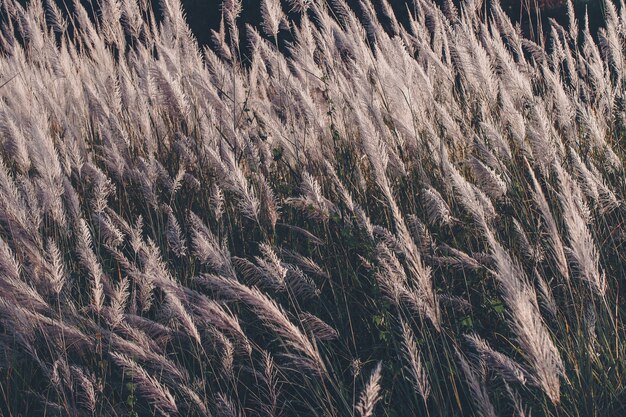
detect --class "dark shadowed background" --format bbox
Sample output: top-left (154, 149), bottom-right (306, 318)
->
top-left (180, 0), bottom-right (605, 46)
top-left (21, 0), bottom-right (607, 46)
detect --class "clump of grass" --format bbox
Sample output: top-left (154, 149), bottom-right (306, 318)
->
top-left (0, 0), bottom-right (624, 416)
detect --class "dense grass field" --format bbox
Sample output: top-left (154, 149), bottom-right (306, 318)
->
top-left (0, 0), bottom-right (624, 416)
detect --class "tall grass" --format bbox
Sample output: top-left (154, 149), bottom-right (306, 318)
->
top-left (0, 0), bottom-right (624, 416)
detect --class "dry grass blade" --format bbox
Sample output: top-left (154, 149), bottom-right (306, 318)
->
top-left (356, 362), bottom-right (383, 417)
